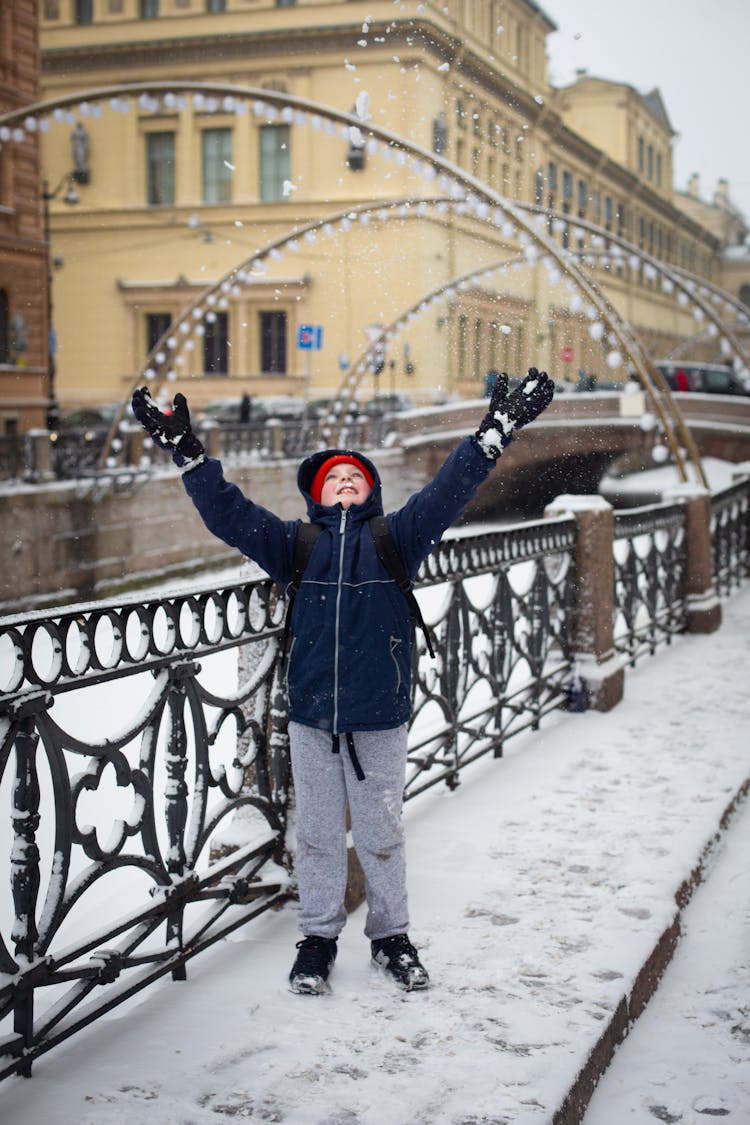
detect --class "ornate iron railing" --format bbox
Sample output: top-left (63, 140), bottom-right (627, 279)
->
top-left (711, 479), bottom-right (750, 595)
top-left (4, 479), bottom-right (749, 1080)
top-left (404, 518), bottom-right (576, 799)
top-left (0, 433), bottom-right (28, 481)
top-left (5, 416), bottom-right (395, 482)
top-left (612, 501), bottom-right (688, 663)
top-left (0, 517), bottom-right (577, 1078)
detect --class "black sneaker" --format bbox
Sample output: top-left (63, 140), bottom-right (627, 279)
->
top-left (289, 935), bottom-right (337, 994)
top-left (371, 934), bottom-right (429, 991)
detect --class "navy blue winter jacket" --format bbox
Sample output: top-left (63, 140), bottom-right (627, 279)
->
top-left (182, 436), bottom-right (495, 733)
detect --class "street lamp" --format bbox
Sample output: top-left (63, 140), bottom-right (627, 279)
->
top-left (42, 174), bottom-right (79, 430)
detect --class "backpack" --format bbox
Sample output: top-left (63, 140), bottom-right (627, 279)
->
top-left (281, 515), bottom-right (435, 660)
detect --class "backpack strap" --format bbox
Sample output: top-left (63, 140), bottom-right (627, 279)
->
top-left (281, 522), bottom-right (322, 661)
top-left (368, 515), bottom-right (435, 658)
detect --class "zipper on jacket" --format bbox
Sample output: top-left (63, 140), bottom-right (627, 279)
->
top-left (332, 507), bottom-right (347, 734)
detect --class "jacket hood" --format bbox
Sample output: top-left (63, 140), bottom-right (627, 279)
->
top-left (298, 447), bottom-right (383, 519)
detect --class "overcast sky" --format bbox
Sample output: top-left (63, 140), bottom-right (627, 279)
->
top-left (544, 0), bottom-right (750, 225)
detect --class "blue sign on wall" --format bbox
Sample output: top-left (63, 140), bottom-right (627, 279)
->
top-left (297, 324), bottom-right (323, 350)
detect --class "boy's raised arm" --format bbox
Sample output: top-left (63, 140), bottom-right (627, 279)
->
top-left (131, 387), bottom-right (296, 582)
top-left (390, 367), bottom-right (555, 573)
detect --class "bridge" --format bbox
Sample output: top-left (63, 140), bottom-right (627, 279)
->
top-left (2, 389), bottom-right (750, 615)
top-left (0, 463), bottom-right (747, 1115)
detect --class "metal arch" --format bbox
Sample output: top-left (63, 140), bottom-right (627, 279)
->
top-left (664, 321), bottom-right (747, 362)
top-left (101, 195), bottom-right (458, 464)
top-left (3, 78), bottom-right (703, 481)
top-left (321, 252), bottom-right (687, 466)
top-left (524, 202), bottom-right (750, 373)
top-left (319, 252), bottom-right (527, 440)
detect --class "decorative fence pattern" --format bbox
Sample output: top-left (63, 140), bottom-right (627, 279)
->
top-left (613, 502), bottom-right (687, 664)
top-left (0, 480), bottom-right (748, 1080)
top-left (0, 416), bottom-right (392, 482)
top-left (711, 478), bottom-right (750, 596)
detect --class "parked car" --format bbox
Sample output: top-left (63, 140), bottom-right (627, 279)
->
top-left (363, 392), bottom-right (415, 416)
top-left (58, 405), bottom-right (118, 429)
top-left (199, 395), bottom-right (306, 424)
top-left (655, 361), bottom-right (750, 397)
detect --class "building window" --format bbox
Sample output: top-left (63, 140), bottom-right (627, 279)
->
top-left (534, 168), bottom-right (544, 206)
top-left (489, 321), bottom-right (498, 371)
top-left (457, 315), bottom-right (468, 378)
top-left (647, 144), bottom-right (654, 180)
top-left (146, 312), bottom-right (171, 355)
top-left (146, 132), bottom-right (175, 206)
top-left (140, 0), bottom-right (159, 16)
top-left (562, 170), bottom-right (573, 202)
top-left (577, 179), bottom-right (587, 216)
top-left (259, 125), bottom-right (290, 202)
top-left (432, 112), bottom-right (447, 155)
top-left (202, 128), bottom-right (233, 204)
top-left (204, 312), bottom-right (229, 374)
top-left (638, 136), bottom-right (644, 172)
top-left (604, 195), bottom-right (613, 231)
top-left (0, 289), bottom-right (8, 365)
top-left (656, 153), bottom-right (663, 187)
top-left (456, 100), bottom-right (467, 130)
top-left (260, 311), bottom-right (287, 373)
top-left (473, 319), bottom-right (483, 380)
top-left (75, 0), bottom-right (93, 22)
top-left (206, 0), bottom-right (226, 10)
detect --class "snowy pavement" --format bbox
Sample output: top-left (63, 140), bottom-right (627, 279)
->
top-left (2, 586), bottom-right (749, 1124)
top-left (583, 793), bottom-right (750, 1124)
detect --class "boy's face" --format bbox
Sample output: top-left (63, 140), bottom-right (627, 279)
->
top-left (319, 461), bottom-right (372, 508)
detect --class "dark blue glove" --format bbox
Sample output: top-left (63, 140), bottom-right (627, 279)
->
top-left (475, 367), bottom-right (554, 459)
top-left (131, 387), bottom-right (205, 468)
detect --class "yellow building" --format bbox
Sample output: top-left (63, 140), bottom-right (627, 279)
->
top-left (34, 0), bottom-right (745, 418)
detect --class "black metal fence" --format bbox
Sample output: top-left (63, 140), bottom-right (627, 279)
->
top-left (0, 416), bottom-right (393, 482)
top-left (0, 481), bottom-right (747, 1080)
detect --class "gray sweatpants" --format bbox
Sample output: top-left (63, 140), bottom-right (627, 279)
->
top-left (289, 721), bottom-right (410, 941)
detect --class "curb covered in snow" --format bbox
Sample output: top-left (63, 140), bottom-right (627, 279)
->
top-left (553, 775), bottom-right (750, 1124)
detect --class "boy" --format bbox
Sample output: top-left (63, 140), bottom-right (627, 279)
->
top-left (132, 368), bottom-right (554, 993)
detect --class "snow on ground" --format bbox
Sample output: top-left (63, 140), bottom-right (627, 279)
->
top-left (2, 588), bottom-right (749, 1124)
top-left (583, 793), bottom-right (750, 1124)
top-left (601, 457), bottom-right (746, 498)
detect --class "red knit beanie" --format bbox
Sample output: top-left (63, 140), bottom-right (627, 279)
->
top-left (310, 454), bottom-right (374, 503)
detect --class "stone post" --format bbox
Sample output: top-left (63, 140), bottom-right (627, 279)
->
top-left (26, 430), bottom-right (54, 482)
top-left (122, 423), bottom-right (144, 469)
top-left (545, 494), bottom-right (624, 711)
top-left (268, 419), bottom-right (284, 459)
top-left (663, 484), bottom-right (721, 634)
top-left (199, 421), bottom-right (221, 460)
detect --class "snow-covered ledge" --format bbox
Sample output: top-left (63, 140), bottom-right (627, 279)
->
top-left (663, 485), bottom-right (722, 633)
top-left (544, 494), bottom-right (625, 712)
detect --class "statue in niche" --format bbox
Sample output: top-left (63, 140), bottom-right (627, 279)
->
top-left (71, 122), bottom-right (90, 184)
